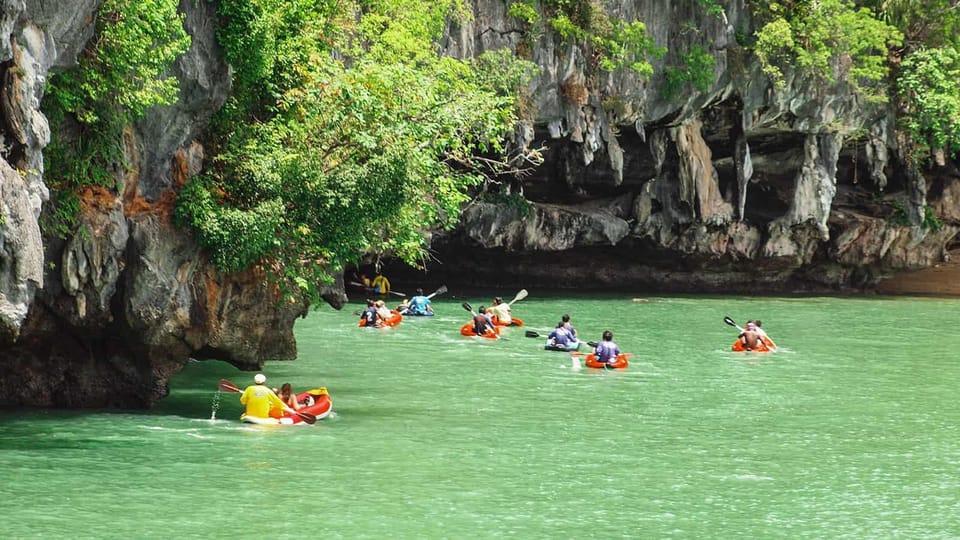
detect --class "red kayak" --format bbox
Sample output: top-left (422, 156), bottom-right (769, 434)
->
top-left (492, 317), bottom-right (524, 327)
top-left (242, 387), bottom-right (333, 425)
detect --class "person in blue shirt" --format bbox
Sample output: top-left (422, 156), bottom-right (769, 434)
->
top-left (404, 288), bottom-right (433, 315)
top-left (593, 330), bottom-right (621, 364)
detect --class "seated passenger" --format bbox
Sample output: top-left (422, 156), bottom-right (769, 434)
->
top-left (547, 322), bottom-right (572, 347)
top-left (593, 330), bottom-right (621, 364)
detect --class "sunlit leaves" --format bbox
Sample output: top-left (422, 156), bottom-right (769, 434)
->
top-left (753, 0), bottom-right (902, 102)
top-left (178, 0), bottom-right (536, 302)
top-left (897, 47), bottom-right (960, 161)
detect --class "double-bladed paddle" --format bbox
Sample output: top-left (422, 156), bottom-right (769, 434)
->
top-left (218, 379), bottom-right (317, 424)
top-left (349, 281), bottom-right (406, 297)
top-left (724, 316), bottom-right (777, 352)
top-left (524, 330), bottom-right (597, 348)
top-left (426, 285), bottom-right (447, 299)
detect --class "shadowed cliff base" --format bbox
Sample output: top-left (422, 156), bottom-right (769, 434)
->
top-left (876, 250), bottom-right (960, 296)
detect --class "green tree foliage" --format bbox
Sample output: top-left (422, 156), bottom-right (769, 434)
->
top-left (507, 0), bottom-right (664, 76)
top-left (42, 0), bottom-right (190, 236)
top-left (865, 0), bottom-right (960, 164)
top-left (752, 0), bottom-right (902, 102)
top-left (897, 48), bottom-right (960, 162)
top-left (176, 0), bottom-right (536, 302)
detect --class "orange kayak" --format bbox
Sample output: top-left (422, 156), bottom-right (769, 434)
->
top-left (359, 310), bottom-right (403, 327)
top-left (460, 321), bottom-right (500, 339)
top-left (492, 317), bottom-right (523, 327)
top-left (731, 336), bottom-right (777, 352)
top-left (585, 353), bottom-right (629, 369)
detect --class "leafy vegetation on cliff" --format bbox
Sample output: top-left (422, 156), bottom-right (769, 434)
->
top-left (42, 0), bottom-right (190, 236)
top-left (174, 0), bottom-right (536, 302)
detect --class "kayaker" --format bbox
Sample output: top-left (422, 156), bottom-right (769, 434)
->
top-left (375, 299), bottom-right (392, 324)
top-left (593, 330), bottom-right (621, 364)
top-left (277, 383), bottom-right (301, 412)
top-left (371, 273), bottom-right (391, 294)
top-left (561, 314), bottom-right (578, 339)
top-left (752, 320), bottom-right (770, 339)
top-left (547, 322), bottom-right (573, 348)
top-left (240, 374), bottom-right (296, 420)
top-left (473, 306), bottom-right (496, 336)
top-left (360, 299), bottom-right (378, 327)
top-left (490, 296), bottom-right (512, 325)
top-left (405, 288), bottom-right (433, 315)
top-left (738, 322), bottom-right (763, 350)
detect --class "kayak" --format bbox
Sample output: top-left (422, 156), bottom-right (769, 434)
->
top-left (358, 310), bottom-right (403, 327)
top-left (544, 339), bottom-right (581, 352)
top-left (731, 336), bottom-right (777, 352)
top-left (241, 387), bottom-right (333, 425)
top-left (584, 353), bottom-right (629, 369)
top-left (399, 309), bottom-right (434, 317)
top-left (460, 321), bottom-right (500, 339)
top-left (492, 317), bottom-right (523, 327)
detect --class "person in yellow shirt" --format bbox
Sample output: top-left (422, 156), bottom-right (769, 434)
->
top-left (240, 374), bottom-right (295, 421)
top-left (370, 273), bottom-right (390, 294)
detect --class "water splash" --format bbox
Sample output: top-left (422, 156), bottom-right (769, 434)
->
top-left (210, 390), bottom-right (222, 420)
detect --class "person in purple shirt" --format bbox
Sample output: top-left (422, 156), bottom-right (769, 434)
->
top-left (547, 322), bottom-right (572, 347)
top-left (593, 330), bottom-right (621, 364)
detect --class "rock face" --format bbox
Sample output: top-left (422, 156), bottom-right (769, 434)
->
top-left (0, 0), bottom-right (345, 408)
top-left (416, 0), bottom-right (959, 292)
top-left (0, 1), bottom-right (958, 407)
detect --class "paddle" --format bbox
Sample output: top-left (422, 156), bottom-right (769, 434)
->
top-left (426, 285), bottom-right (447, 299)
top-left (507, 289), bottom-right (528, 305)
top-left (218, 379), bottom-right (317, 425)
top-left (461, 302), bottom-right (477, 316)
top-left (349, 281), bottom-right (406, 297)
top-left (724, 316), bottom-right (777, 352)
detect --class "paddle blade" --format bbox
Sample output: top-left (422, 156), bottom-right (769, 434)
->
top-left (218, 379), bottom-right (241, 393)
top-left (461, 302), bottom-right (473, 312)
top-left (524, 330), bottom-right (540, 338)
top-left (297, 411), bottom-right (317, 425)
top-left (508, 289), bottom-right (528, 305)
top-left (723, 316), bottom-right (737, 327)
top-left (427, 285), bottom-right (448, 299)
top-left (586, 341), bottom-right (599, 348)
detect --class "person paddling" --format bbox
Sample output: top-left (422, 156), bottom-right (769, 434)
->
top-left (561, 314), bottom-right (578, 339)
top-left (490, 296), bottom-right (512, 325)
top-left (593, 330), bottom-right (621, 365)
top-left (738, 322), bottom-right (764, 351)
top-left (360, 299), bottom-right (378, 327)
top-left (240, 374), bottom-right (297, 421)
top-left (405, 288), bottom-right (433, 316)
top-left (473, 305), bottom-right (496, 336)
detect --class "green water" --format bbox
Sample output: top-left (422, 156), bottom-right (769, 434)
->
top-left (3, 294), bottom-right (960, 538)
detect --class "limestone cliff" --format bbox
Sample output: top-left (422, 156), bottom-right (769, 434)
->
top-left (414, 0), bottom-right (959, 292)
top-left (0, 0), bottom-right (344, 407)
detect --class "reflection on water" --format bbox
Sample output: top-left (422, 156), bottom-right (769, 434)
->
top-left (3, 294), bottom-right (960, 538)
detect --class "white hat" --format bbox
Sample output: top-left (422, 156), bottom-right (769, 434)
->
top-left (254, 373), bottom-right (266, 384)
